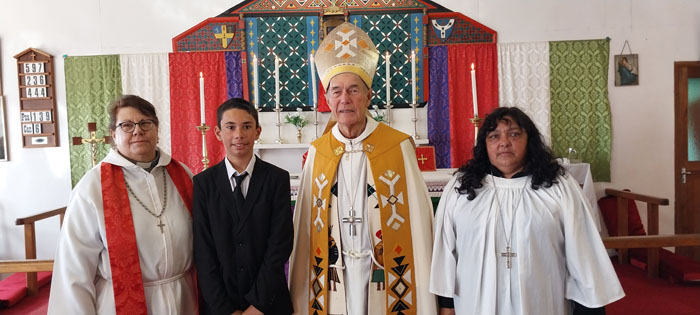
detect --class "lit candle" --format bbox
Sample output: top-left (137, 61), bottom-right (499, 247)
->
top-left (385, 51), bottom-right (391, 107)
top-left (199, 72), bottom-right (205, 125)
top-left (471, 63), bottom-right (478, 117)
top-left (252, 54), bottom-right (259, 109)
top-left (411, 50), bottom-right (416, 105)
top-left (310, 53), bottom-right (317, 109)
top-left (275, 55), bottom-right (280, 110)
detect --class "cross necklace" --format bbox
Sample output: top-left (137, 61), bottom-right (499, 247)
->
top-left (491, 174), bottom-right (528, 269)
top-left (125, 167), bottom-right (168, 233)
top-left (339, 141), bottom-right (364, 236)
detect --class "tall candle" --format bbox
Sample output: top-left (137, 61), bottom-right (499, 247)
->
top-left (470, 63), bottom-right (478, 116)
top-left (199, 72), bottom-right (205, 125)
top-left (310, 53), bottom-right (317, 109)
top-left (275, 55), bottom-right (280, 110)
top-left (411, 50), bottom-right (416, 105)
top-left (385, 51), bottom-right (391, 107)
top-left (252, 54), bottom-right (259, 109)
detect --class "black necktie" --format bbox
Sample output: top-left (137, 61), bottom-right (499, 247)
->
top-left (232, 172), bottom-right (248, 219)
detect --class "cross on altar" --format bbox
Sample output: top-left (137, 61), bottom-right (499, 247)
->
top-left (72, 122), bottom-right (112, 166)
top-left (418, 154), bottom-right (428, 164)
top-left (342, 209), bottom-right (363, 236)
top-left (501, 246), bottom-right (517, 269)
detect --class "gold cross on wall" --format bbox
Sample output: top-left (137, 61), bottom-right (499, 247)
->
top-left (214, 25), bottom-right (234, 48)
top-left (72, 122), bottom-right (112, 166)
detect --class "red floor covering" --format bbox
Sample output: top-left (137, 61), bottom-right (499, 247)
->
top-left (608, 262), bottom-right (700, 315)
top-left (1, 284), bottom-right (49, 315)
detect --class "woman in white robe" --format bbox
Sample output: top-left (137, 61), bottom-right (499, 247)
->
top-left (429, 107), bottom-right (624, 315)
top-left (48, 95), bottom-right (197, 314)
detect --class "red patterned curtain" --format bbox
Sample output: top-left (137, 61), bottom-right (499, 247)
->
top-left (447, 43), bottom-right (498, 168)
top-left (169, 52), bottom-right (228, 174)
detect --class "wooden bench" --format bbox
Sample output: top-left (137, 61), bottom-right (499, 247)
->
top-left (0, 207), bottom-right (65, 295)
top-left (600, 189), bottom-right (700, 278)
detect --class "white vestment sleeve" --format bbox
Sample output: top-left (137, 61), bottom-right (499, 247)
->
top-left (560, 175), bottom-right (625, 307)
top-left (289, 146), bottom-right (317, 315)
top-left (48, 173), bottom-right (105, 314)
top-left (429, 176), bottom-right (459, 298)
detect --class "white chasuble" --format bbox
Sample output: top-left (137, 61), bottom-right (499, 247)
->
top-left (48, 149), bottom-right (197, 315)
top-left (290, 119), bottom-right (437, 315)
top-left (429, 174), bottom-right (624, 315)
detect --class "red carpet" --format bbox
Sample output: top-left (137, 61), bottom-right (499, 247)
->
top-left (608, 262), bottom-right (700, 315)
top-left (1, 283), bottom-right (49, 315)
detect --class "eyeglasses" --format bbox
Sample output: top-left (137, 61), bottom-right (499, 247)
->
top-left (116, 120), bottom-right (156, 133)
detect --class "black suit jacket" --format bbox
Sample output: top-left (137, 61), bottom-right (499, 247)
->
top-left (193, 157), bottom-right (293, 315)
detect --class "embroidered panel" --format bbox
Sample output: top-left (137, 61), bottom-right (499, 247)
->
top-left (249, 16), bottom-right (311, 109)
top-left (225, 0), bottom-right (434, 14)
top-left (351, 13), bottom-right (413, 107)
top-left (428, 15), bottom-right (495, 46)
top-left (175, 21), bottom-right (243, 52)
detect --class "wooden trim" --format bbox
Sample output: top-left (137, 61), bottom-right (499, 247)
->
top-left (15, 207), bottom-right (66, 225)
top-left (602, 234), bottom-right (700, 248)
top-left (616, 195), bottom-right (629, 263)
top-left (0, 260), bottom-right (54, 273)
top-left (604, 188), bottom-right (670, 205)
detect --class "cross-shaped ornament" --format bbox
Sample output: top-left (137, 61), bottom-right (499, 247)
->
top-left (501, 246), bottom-right (517, 269)
top-left (342, 209), bottom-right (363, 236)
top-left (72, 122), bottom-right (112, 166)
top-left (157, 218), bottom-right (165, 234)
top-left (418, 154), bottom-right (428, 164)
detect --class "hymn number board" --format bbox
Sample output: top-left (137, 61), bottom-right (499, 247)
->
top-left (14, 48), bottom-right (59, 148)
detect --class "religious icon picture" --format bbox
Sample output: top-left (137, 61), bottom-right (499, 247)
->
top-left (614, 54), bottom-right (639, 86)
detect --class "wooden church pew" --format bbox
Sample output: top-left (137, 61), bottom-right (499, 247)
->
top-left (0, 207), bottom-right (64, 296)
top-left (600, 189), bottom-right (700, 279)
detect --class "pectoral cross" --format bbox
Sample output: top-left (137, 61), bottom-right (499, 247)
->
top-left (500, 246), bottom-right (517, 269)
top-left (157, 218), bottom-right (165, 234)
top-left (72, 122), bottom-right (112, 166)
top-left (342, 209), bottom-right (363, 236)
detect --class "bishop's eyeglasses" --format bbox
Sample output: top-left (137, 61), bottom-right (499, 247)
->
top-left (116, 120), bottom-right (157, 133)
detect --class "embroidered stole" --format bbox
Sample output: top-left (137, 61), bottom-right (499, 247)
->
top-left (100, 161), bottom-right (193, 315)
top-left (308, 123), bottom-right (417, 315)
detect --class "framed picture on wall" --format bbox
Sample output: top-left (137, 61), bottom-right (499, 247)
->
top-left (0, 96), bottom-right (8, 161)
top-left (614, 53), bottom-right (639, 86)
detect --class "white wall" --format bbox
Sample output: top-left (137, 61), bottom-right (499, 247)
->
top-left (1, 0), bottom-right (698, 261)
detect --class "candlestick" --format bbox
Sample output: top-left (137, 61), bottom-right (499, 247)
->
top-left (199, 72), bottom-right (205, 125)
top-left (275, 55), bottom-right (280, 110)
top-left (411, 50), bottom-right (416, 105)
top-left (195, 124), bottom-right (211, 170)
top-left (252, 54), bottom-right (259, 109)
top-left (470, 63), bottom-right (478, 117)
top-left (385, 51), bottom-right (391, 107)
top-left (310, 53), bottom-right (317, 109)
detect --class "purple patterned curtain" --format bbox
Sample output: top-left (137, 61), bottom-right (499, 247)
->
top-left (428, 46), bottom-right (451, 169)
top-left (225, 51), bottom-right (243, 99)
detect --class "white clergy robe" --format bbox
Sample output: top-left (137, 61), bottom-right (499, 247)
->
top-left (289, 118), bottom-right (437, 315)
top-left (48, 149), bottom-right (197, 315)
top-left (429, 173), bottom-right (624, 315)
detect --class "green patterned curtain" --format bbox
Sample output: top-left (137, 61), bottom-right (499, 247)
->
top-left (549, 39), bottom-right (612, 181)
top-left (65, 55), bottom-right (122, 186)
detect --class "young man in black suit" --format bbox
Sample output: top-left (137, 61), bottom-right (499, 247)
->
top-left (193, 98), bottom-right (293, 315)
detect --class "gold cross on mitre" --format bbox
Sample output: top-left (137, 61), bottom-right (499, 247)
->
top-left (72, 122), bottom-right (112, 166)
top-left (214, 25), bottom-right (235, 48)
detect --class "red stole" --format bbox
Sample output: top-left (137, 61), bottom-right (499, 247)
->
top-left (100, 161), bottom-right (193, 315)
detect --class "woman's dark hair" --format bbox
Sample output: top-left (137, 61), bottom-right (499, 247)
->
top-left (217, 98), bottom-right (259, 128)
top-left (456, 107), bottom-right (563, 199)
top-left (108, 95), bottom-right (159, 130)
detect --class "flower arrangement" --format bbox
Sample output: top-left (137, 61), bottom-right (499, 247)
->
top-left (285, 108), bottom-right (309, 130)
top-left (370, 105), bottom-right (385, 122)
